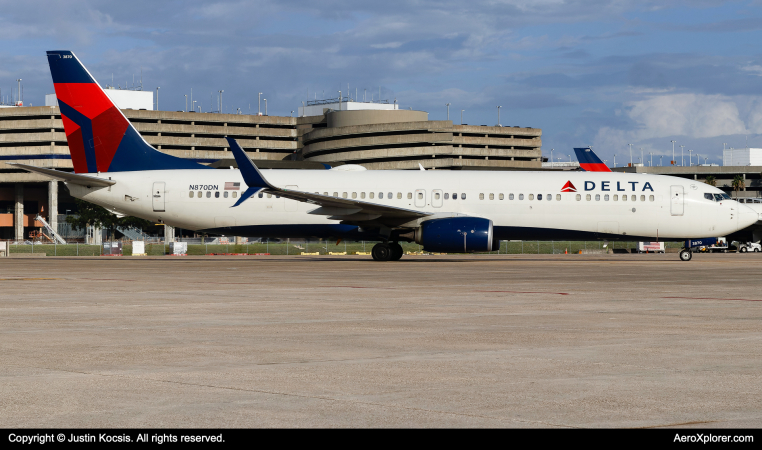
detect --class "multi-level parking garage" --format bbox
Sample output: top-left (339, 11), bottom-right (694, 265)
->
top-left (298, 109), bottom-right (542, 170)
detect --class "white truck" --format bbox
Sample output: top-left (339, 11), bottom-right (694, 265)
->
top-left (732, 241), bottom-right (761, 253)
top-left (637, 242), bottom-right (665, 253)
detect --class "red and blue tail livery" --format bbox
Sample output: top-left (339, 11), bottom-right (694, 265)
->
top-left (47, 50), bottom-right (209, 173)
top-left (573, 147), bottom-right (611, 172)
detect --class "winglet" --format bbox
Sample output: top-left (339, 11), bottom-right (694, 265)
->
top-left (574, 147), bottom-right (612, 172)
top-left (418, 163), bottom-right (425, 171)
top-left (226, 137), bottom-right (277, 189)
top-left (226, 137), bottom-right (275, 207)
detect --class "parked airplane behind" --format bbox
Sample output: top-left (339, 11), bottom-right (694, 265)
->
top-left (12, 50), bottom-right (759, 261)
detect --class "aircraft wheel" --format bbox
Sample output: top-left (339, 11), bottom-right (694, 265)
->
top-left (679, 249), bottom-right (692, 261)
top-left (389, 243), bottom-right (404, 261)
top-left (372, 243), bottom-right (392, 261)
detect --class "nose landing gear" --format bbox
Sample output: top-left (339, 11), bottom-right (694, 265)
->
top-left (679, 248), bottom-right (692, 261)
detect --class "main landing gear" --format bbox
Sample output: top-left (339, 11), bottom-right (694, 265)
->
top-left (679, 248), bottom-right (692, 261)
top-left (372, 242), bottom-right (404, 261)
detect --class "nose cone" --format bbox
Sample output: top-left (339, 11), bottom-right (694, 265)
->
top-left (738, 203), bottom-right (760, 230)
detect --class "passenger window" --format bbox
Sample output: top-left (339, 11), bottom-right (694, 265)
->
top-left (537, 194), bottom-right (542, 200)
top-left (489, 193), bottom-right (494, 200)
top-left (576, 194), bottom-right (581, 201)
top-left (267, 193), bottom-right (272, 198)
top-left (479, 193), bottom-right (485, 200)
top-left (206, 191), bottom-right (211, 198)
top-left (529, 194), bottom-right (534, 200)
top-left (369, 192), bottom-right (375, 199)
top-left (361, 192), bottom-right (366, 199)
top-left (613, 194), bottom-right (618, 201)
top-left (547, 194), bottom-right (551, 201)
top-left (595, 194), bottom-right (600, 201)
top-left (232, 192), bottom-right (237, 198)
top-left (388, 192), bottom-right (393, 199)
top-left (586, 194), bottom-right (591, 201)
top-left (509, 193), bottom-right (514, 200)
top-left (434, 192), bottom-right (440, 200)
top-left (500, 194), bottom-right (505, 200)
top-left (604, 194), bottom-right (609, 201)
top-left (631, 195), bottom-right (636, 201)
top-left (258, 192), bottom-right (263, 198)
top-left (275, 195), bottom-right (280, 198)
top-left (519, 194), bottom-right (524, 200)
top-left (323, 192), bottom-right (328, 196)
top-left (352, 192), bottom-right (357, 199)
top-left (397, 192), bottom-right (402, 199)
top-left (622, 195), bottom-right (627, 201)
top-left (224, 191), bottom-right (229, 198)
top-left (188, 192), bottom-right (193, 198)
top-left (379, 192), bottom-right (383, 199)
top-left (333, 192), bottom-right (338, 197)
top-left (555, 194), bottom-right (561, 201)
top-left (417, 192), bottom-right (423, 200)
top-left (407, 193), bottom-right (412, 199)
top-left (445, 193), bottom-right (450, 200)
top-left (649, 195), bottom-right (654, 202)
top-left (461, 193), bottom-right (466, 200)
top-left (342, 192), bottom-right (348, 198)
top-left (704, 193), bottom-right (714, 201)
top-left (197, 191), bottom-right (202, 198)
top-left (640, 195), bottom-right (645, 201)
top-left (215, 192), bottom-right (220, 198)
top-left (452, 193), bottom-right (457, 199)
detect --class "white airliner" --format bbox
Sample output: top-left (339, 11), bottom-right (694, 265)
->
top-left (12, 50), bottom-right (759, 261)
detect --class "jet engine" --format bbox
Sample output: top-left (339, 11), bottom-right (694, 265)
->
top-left (414, 217), bottom-right (498, 253)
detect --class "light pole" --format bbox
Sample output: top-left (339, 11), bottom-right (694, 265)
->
top-left (16, 78), bottom-right (21, 105)
top-left (258, 93), bottom-right (262, 115)
top-left (660, 155), bottom-right (663, 166)
top-left (671, 140), bottom-right (676, 165)
top-left (551, 148), bottom-right (554, 168)
top-left (290, 110), bottom-right (294, 117)
top-left (446, 103), bottom-right (451, 120)
top-left (461, 110), bottom-right (464, 125)
top-left (264, 98), bottom-right (267, 116)
top-left (156, 87), bottom-right (160, 110)
top-left (689, 149), bottom-right (693, 166)
top-left (640, 147), bottom-right (644, 166)
top-left (650, 152), bottom-right (653, 166)
top-left (497, 105), bottom-right (502, 126)
top-left (185, 94), bottom-right (187, 112)
top-left (568, 154), bottom-right (571, 163)
top-left (614, 154), bottom-right (617, 168)
top-left (338, 90), bottom-right (341, 111)
top-left (628, 143), bottom-right (633, 167)
top-left (218, 90), bottom-right (223, 113)
top-left (680, 145), bottom-right (685, 166)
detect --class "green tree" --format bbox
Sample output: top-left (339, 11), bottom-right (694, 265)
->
top-left (731, 175), bottom-right (745, 199)
top-left (704, 175), bottom-right (716, 187)
top-left (66, 199), bottom-right (155, 241)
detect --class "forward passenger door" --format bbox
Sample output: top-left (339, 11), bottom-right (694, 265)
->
top-left (670, 186), bottom-right (684, 216)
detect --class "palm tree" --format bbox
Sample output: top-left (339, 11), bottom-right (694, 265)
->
top-left (704, 175), bottom-right (716, 187)
top-left (731, 175), bottom-right (745, 199)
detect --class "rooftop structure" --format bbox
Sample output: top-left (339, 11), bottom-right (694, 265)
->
top-left (723, 148), bottom-right (762, 166)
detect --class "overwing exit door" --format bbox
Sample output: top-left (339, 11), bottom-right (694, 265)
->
top-left (152, 182), bottom-right (165, 212)
top-left (670, 185), bottom-right (684, 216)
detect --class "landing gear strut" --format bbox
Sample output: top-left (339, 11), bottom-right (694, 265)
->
top-left (372, 242), bottom-right (404, 261)
top-left (679, 248), bottom-right (692, 261)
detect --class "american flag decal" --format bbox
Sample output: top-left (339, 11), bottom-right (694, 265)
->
top-left (225, 182), bottom-right (241, 190)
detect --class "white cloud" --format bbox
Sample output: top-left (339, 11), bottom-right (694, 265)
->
top-left (594, 93), bottom-right (755, 153)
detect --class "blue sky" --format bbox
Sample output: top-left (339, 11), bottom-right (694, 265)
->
top-left (2, 0), bottom-right (762, 165)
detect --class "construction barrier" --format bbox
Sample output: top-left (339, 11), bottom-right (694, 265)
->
top-left (328, 252), bottom-right (347, 255)
top-left (355, 252), bottom-right (372, 255)
top-left (301, 252), bottom-right (320, 255)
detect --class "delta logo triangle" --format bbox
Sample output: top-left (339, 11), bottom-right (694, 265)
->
top-left (561, 181), bottom-right (577, 192)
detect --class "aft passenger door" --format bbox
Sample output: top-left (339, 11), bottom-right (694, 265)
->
top-left (670, 186), bottom-right (684, 216)
top-left (415, 189), bottom-right (426, 208)
top-left (152, 182), bottom-right (165, 212)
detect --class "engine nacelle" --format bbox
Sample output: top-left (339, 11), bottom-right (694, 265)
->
top-left (414, 217), bottom-right (496, 253)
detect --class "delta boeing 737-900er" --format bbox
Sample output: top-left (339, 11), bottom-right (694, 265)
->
top-left (11, 50), bottom-right (760, 261)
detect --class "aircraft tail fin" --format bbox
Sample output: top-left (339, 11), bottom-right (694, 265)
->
top-left (46, 50), bottom-right (209, 173)
top-left (574, 147), bottom-right (611, 172)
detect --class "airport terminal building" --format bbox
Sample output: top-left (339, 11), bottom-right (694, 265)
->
top-left (0, 91), bottom-right (543, 240)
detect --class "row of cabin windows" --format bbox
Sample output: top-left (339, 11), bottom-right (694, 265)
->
top-left (190, 191), bottom-right (239, 198)
top-left (479, 193), bottom-right (655, 202)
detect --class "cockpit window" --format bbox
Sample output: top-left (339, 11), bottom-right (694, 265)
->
top-left (713, 194), bottom-right (723, 201)
top-left (704, 193), bottom-right (714, 201)
top-left (721, 193), bottom-right (732, 200)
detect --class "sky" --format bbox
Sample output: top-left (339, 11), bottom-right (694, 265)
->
top-left (2, 0), bottom-right (762, 166)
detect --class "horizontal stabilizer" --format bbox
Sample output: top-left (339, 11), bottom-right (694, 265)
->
top-left (9, 163), bottom-right (116, 187)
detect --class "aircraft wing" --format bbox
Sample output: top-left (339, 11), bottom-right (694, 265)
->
top-left (226, 138), bottom-right (432, 227)
top-left (8, 163), bottom-right (116, 187)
